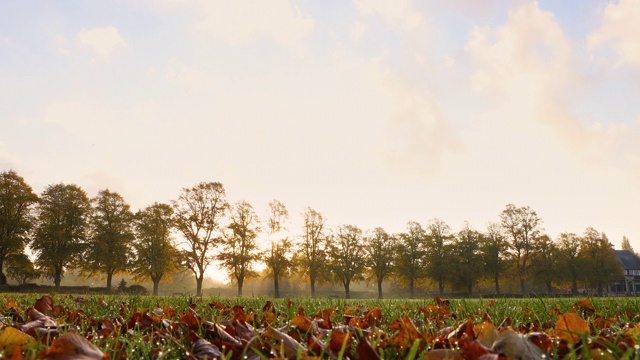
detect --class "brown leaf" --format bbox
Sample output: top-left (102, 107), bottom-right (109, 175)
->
top-left (572, 299), bottom-right (595, 315)
top-left (189, 332), bottom-right (222, 360)
top-left (355, 335), bottom-right (380, 360)
top-left (389, 316), bottom-right (424, 349)
top-left (263, 326), bottom-right (307, 358)
top-left (328, 329), bottom-right (351, 355)
top-left (474, 322), bottom-right (499, 348)
top-left (555, 312), bottom-right (589, 342)
top-left (39, 332), bottom-right (107, 360)
top-left (423, 349), bottom-right (464, 359)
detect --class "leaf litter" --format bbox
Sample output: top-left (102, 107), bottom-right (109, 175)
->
top-left (0, 295), bottom-right (636, 359)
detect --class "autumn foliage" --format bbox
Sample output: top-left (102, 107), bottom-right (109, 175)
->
top-left (0, 295), bottom-right (637, 359)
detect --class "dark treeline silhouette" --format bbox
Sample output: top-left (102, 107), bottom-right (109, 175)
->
top-left (0, 170), bottom-right (625, 297)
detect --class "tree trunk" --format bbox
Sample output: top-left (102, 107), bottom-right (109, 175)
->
top-left (153, 279), bottom-right (160, 296)
top-left (274, 276), bottom-right (280, 298)
top-left (494, 274), bottom-right (500, 295)
top-left (571, 277), bottom-right (578, 295)
top-left (310, 276), bottom-right (316, 298)
top-left (546, 281), bottom-right (553, 295)
top-left (520, 278), bottom-right (526, 295)
top-left (0, 260), bottom-right (6, 285)
top-left (409, 277), bottom-right (415, 298)
top-left (237, 278), bottom-right (243, 297)
top-left (196, 272), bottom-right (204, 297)
top-left (377, 279), bottom-right (383, 299)
top-left (54, 272), bottom-right (61, 291)
top-left (344, 280), bottom-right (350, 299)
top-left (107, 272), bottom-right (113, 292)
top-left (439, 278), bottom-right (444, 295)
top-left (467, 283), bottom-right (472, 297)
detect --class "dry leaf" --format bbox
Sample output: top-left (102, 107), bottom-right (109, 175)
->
top-left (39, 332), bottom-right (106, 360)
top-left (555, 312), bottom-right (589, 342)
top-left (492, 329), bottom-right (543, 360)
top-left (0, 327), bottom-right (33, 355)
top-left (423, 349), bottom-right (464, 359)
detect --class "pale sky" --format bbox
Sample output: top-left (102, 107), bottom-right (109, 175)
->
top-left (2, 1), bottom-right (640, 282)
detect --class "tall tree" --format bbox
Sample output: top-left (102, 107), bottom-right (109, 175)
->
top-left (450, 223), bottom-right (482, 296)
top-left (579, 228), bottom-right (622, 296)
top-left (172, 182), bottom-right (228, 297)
top-left (621, 236), bottom-right (635, 253)
top-left (395, 221), bottom-right (427, 298)
top-left (85, 189), bottom-right (135, 291)
top-left (363, 227), bottom-right (396, 299)
top-left (480, 222), bottom-right (509, 295)
top-left (0, 170), bottom-right (38, 284)
top-left (328, 224), bottom-right (366, 299)
top-left (530, 234), bottom-right (559, 294)
top-left (264, 200), bottom-right (292, 298)
top-left (557, 232), bottom-right (581, 295)
top-left (218, 200), bottom-right (261, 297)
top-left (297, 207), bottom-right (326, 297)
top-left (425, 219), bottom-right (452, 295)
top-left (131, 203), bottom-right (180, 296)
top-left (32, 183), bottom-right (91, 290)
top-left (500, 204), bottom-right (543, 294)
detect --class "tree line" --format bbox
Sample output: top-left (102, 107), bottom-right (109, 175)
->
top-left (0, 170), bottom-right (625, 297)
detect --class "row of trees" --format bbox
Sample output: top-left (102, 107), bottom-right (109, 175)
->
top-left (0, 170), bottom-right (625, 297)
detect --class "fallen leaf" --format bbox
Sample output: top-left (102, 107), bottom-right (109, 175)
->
top-left (555, 312), bottom-right (589, 342)
top-left (492, 329), bottom-right (543, 360)
top-left (0, 327), bottom-right (33, 355)
top-left (39, 332), bottom-right (106, 360)
top-left (423, 348), bottom-right (464, 359)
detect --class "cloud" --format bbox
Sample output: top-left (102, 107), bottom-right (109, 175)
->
top-left (76, 26), bottom-right (127, 56)
top-left (380, 74), bottom-right (464, 178)
top-left (350, 21), bottom-right (368, 42)
top-left (353, 0), bottom-right (423, 30)
top-left (588, 0), bottom-right (640, 67)
top-left (161, 0), bottom-right (314, 51)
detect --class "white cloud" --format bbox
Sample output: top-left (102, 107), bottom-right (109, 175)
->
top-left (165, 0), bottom-right (314, 51)
top-left (588, 0), bottom-right (640, 67)
top-left (76, 26), bottom-right (127, 56)
top-left (353, 0), bottom-right (423, 30)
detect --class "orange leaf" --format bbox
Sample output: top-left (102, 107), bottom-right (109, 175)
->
top-left (555, 312), bottom-right (589, 342)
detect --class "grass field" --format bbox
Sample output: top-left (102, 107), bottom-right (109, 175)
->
top-left (0, 294), bottom-right (639, 359)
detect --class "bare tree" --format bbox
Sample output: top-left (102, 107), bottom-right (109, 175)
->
top-left (172, 182), bottom-right (228, 297)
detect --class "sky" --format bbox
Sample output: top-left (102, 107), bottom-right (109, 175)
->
top-left (2, 1), bottom-right (640, 282)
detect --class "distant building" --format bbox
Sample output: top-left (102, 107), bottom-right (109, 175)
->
top-left (611, 250), bottom-right (640, 295)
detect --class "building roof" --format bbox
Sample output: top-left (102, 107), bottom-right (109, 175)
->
top-left (615, 250), bottom-right (640, 270)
